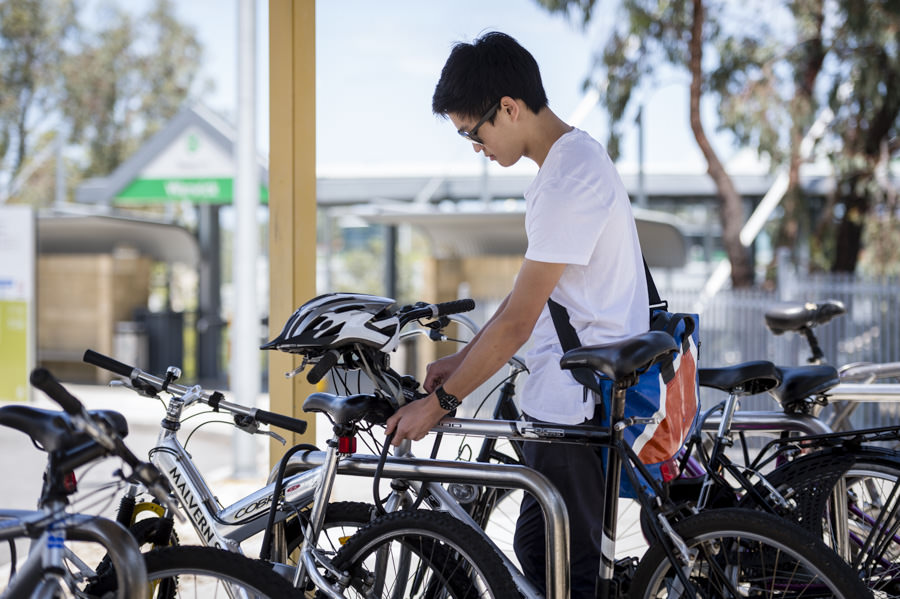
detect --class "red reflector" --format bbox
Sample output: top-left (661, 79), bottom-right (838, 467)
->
top-left (338, 436), bottom-right (356, 454)
top-left (660, 457), bottom-right (680, 483)
top-left (64, 471), bottom-right (78, 494)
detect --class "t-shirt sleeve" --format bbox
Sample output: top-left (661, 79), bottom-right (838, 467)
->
top-left (525, 176), bottom-right (611, 266)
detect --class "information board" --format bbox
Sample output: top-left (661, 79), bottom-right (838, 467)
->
top-left (0, 206), bottom-right (35, 403)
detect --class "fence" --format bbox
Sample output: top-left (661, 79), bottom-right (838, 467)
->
top-left (662, 272), bottom-right (900, 428)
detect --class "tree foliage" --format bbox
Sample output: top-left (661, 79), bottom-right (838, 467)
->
top-left (536, 0), bottom-right (900, 279)
top-left (0, 0), bottom-right (202, 202)
top-left (538, 0), bottom-right (756, 287)
top-left (0, 0), bottom-right (77, 183)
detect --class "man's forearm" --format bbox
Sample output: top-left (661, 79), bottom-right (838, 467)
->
top-left (440, 305), bottom-right (528, 401)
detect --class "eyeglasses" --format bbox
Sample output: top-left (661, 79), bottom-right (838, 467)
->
top-left (458, 102), bottom-right (500, 145)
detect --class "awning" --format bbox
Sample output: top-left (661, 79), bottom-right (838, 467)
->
top-left (37, 213), bottom-right (199, 266)
top-left (351, 204), bottom-right (687, 268)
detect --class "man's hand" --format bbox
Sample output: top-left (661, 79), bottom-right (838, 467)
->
top-left (384, 394), bottom-right (450, 446)
top-left (423, 353), bottom-right (464, 393)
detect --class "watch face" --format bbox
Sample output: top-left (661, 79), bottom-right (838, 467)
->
top-left (436, 386), bottom-right (460, 410)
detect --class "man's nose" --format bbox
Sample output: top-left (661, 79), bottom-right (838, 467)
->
top-left (472, 143), bottom-right (484, 154)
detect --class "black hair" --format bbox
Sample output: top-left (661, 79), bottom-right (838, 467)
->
top-left (432, 31), bottom-right (549, 121)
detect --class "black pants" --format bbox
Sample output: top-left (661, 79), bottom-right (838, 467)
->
top-left (513, 414), bottom-right (606, 599)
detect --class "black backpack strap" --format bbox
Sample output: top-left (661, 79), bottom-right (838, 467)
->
top-left (644, 257), bottom-right (667, 311)
top-left (548, 256), bottom-right (662, 396)
top-left (547, 298), bottom-right (603, 395)
top-left (547, 298), bottom-right (581, 352)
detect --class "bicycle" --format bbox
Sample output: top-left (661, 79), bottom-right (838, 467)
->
top-left (1, 367), bottom-right (302, 598)
top-left (82, 297), bottom-right (520, 597)
top-left (763, 298), bottom-right (900, 429)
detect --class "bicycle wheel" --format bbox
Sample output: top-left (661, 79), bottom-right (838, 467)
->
top-left (143, 545), bottom-right (301, 598)
top-left (470, 486), bottom-right (522, 568)
top-left (629, 507), bottom-right (870, 598)
top-left (328, 509), bottom-right (517, 598)
top-left (85, 517), bottom-right (180, 597)
top-left (760, 447), bottom-right (900, 598)
top-left (282, 500), bottom-right (376, 560)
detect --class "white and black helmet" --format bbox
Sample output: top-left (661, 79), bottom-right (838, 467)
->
top-left (261, 293), bottom-right (401, 354)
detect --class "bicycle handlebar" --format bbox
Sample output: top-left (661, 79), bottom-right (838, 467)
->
top-left (397, 299), bottom-right (475, 326)
top-left (30, 367), bottom-right (83, 415)
top-left (29, 367), bottom-right (179, 513)
top-left (82, 349), bottom-right (135, 379)
top-left (82, 349), bottom-right (308, 436)
top-left (306, 349), bottom-right (339, 384)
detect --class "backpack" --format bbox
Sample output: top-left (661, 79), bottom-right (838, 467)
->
top-left (547, 259), bottom-right (700, 497)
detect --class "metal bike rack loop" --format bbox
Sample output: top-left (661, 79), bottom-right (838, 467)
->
top-left (284, 450), bottom-right (571, 599)
top-left (702, 411), bottom-right (834, 435)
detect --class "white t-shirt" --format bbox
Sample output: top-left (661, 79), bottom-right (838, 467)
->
top-left (521, 128), bottom-right (649, 424)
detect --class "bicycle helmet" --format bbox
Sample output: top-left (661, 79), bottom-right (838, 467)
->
top-left (261, 293), bottom-right (400, 354)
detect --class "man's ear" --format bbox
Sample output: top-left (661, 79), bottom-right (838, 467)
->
top-left (499, 96), bottom-right (521, 122)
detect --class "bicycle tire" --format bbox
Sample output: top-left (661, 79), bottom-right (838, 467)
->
top-left (328, 509), bottom-right (517, 598)
top-left (758, 447), bottom-right (900, 597)
top-left (628, 507), bottom-right (870, 598)
top-left (142, 545), bottom-right (301, 598)
top-left (282, 500), bottom-right (376, 559)
top-left (84, 516), bottom-right (180, 597)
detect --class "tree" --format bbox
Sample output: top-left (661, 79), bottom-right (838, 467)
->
top-left (62, 0), bottom-right (202, 179)
top-left (0, 0), bottom-right (77, 191)
top-left (823, 1), bottom-right (900, 274)
top-left (0, 0), bottom-right (202, 201)
top-left (539, 0), bottom-right (755, 287)
top-left (540, 0), bottom-right (900, 277)
top-left (713, 0), bottom-right (900, 275)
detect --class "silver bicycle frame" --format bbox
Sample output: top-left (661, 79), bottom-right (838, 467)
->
top-left (147, 427), bottom-right (323, 551)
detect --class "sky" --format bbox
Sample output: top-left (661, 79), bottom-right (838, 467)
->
top-left (97, 0), bottom-right (746, 179)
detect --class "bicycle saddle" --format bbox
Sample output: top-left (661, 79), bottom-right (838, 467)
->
top-left (699, 361), bottom-right (781, 395)
top-left (770, 365), bottom-right (840, 407)
top-left (0, 406), bottom-right (128, 453)
top-left (302, 392), bottom-right (393, 425)
top-left (764, 300), bottom-right (846, 334)
top-left (560, 330), bottom-right (677, 384)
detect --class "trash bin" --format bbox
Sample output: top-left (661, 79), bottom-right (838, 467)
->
top-left (136, 310), bottom-right (184, 374)
top-left (114, 321), bottom-right (148, 369)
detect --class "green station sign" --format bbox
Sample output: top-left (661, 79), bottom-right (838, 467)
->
top-left (116, 177), bottom-right (269, 205)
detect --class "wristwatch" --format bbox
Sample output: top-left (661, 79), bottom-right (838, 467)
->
top-left (435, 385), bottom-right (461, 411)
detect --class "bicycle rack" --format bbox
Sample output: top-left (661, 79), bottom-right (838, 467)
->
top-left (282, 451), bottom-right (571, 599)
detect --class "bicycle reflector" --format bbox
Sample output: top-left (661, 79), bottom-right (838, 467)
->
top-left (64, 471), bottom-right (78, 494)
top-left (338, 436), bottom-right (356, 454)
top-left (659, 457), bottom-right (681, 483)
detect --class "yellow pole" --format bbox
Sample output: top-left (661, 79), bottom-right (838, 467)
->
top-left (268, 0), bottom-right (317, 467)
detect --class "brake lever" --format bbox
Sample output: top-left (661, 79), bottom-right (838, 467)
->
top-left (233, 414), bottom-right (287, 445)
top-left (109, 377), bottom-right (160, 399)
top-left (285, 356), bottom-right (310, 379)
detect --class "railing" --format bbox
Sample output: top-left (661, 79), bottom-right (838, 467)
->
top-left (663, 272), bottom-right (900, 428)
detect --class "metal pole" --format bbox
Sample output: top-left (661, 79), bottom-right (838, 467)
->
top-left (232, 0), bottom-right (259, 478)
top-left (55, 134), bottom-right (65, 208)
top-left (636, 105), bottom-right (647, 208)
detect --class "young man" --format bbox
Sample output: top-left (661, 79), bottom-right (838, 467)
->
top-left (384, 31), bottom-right (649, 597)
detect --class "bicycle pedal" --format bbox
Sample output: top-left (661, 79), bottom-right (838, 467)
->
top-left (612, 557), bottom-right (639, 593)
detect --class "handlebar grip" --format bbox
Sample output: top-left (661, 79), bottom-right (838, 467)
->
top-left (434, 299), bottom-right (475, 316)
top-left (30, 368), bottom-right (83, 415)
top-left (83, 349), bottom-right (135, 378)
top-left (253, 409), bottom-right (308, 435)
top-left (306, 350), bottom-right (339, 384)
